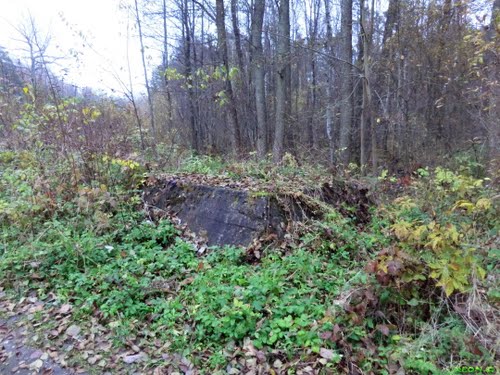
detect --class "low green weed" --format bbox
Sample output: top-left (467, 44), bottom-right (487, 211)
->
top-left (1, 153), bottom-right (497, 372)
top-left (151, 248), bottom-right (345, 356)
top-left (178, 154), bottom-right (226, 175)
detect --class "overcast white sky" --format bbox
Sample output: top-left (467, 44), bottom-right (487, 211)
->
top-left (0, 0), bottom-right (154, 95)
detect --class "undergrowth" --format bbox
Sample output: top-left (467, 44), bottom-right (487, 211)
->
top-left (0, 151), bottom-right (498, 373)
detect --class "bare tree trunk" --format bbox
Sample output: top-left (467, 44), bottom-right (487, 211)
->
top-left (309, 57), bottom-right (317, 149)
top-left (251, 0), bottom-right (267, 158)
top-left (382, 0), bottom-right (399, 45)
top-left (305, 0), bottom-right (319, 151)
top-left (162, 0), bottom-right (173, 125)
top-left (339, 0), bottom-right (353, 165)
top-left (125, 13), bottom-right (145, 152)
top-left (369, 0), bottom-right (377, 173)
top-left (134, 0), bottom-right (156, 141)
top-left (272, 0), bottom-right (290, 163)
top-left (487, 0), bottom-right (500, 176)
top-left (182, 0), bottom-right (199, 152)
top-left (16, 15), bottom-right (44, 106)
top-left (324, 0), bottom-right (335, 164)
top-left (381, 0), bottom-right (399, 162)
top-left (230, 0), bottom-right (245, 78)
top-left (28, 42), bottom-right (38, 105)
top-left (359, 0), bottom-right (367, 169)
top-left (215, 0), bottom-right (242, 154)
top-left (231, 0), bottom-right (252, 147)
top-left (360, 0), bottom-right (376, 173)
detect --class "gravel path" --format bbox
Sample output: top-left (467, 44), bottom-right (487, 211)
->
top-left (0, 316), bottom-right (74, 375)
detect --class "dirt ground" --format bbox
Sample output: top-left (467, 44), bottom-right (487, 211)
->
top-left (1, 315), bottom-right (75, 375)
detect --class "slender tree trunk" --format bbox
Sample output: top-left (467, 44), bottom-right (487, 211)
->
top-left (182, 0), bottom-right (199, 152)
top-left (305, 0), bottom-right (319, 151)
top-left (125, 13), bottom-right (145, 152)
top-left (382, 0), bottom-right (399, 45)
top-left (28, 43), bottom-right (38, 105)
top-left (231, 0), bottom-right (253, 147)
top-left (369, 0), bottom-right (377, 173)
top-left (487, 0), bottom-right (500, 176)
top-left (360, 0), bottom-right (376, 173)
top-left (195, 3), bottom-right (207, 148)
top-left (324, 0), bottom-right (335, 163)
top-left (134, 0), bottom-right (156, 140)
top-left (216, 0), bottom-right (242, 154)
top-left (360, 0), bottom-right (367, 169)
top-left (272, 0), bottom-right (290, 163)
top-left (230, 0), bottom-right (245, 78)
top-left (251, 0), bottom-right (267, 158)
top-left (382, 0), bottom-right (400, 162)
top-left (309, 57), bottom-right (317, 149)
top-left (162, 0), bottom-right (173, 125)
top-left (339, 0), bottom-right (353, 165)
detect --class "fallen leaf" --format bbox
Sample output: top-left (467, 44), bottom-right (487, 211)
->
top-left (319, 348), bottom-right (335, 360)
top-left (365, 261), bottom-right (378, 273)
top-left (256, 350), bottom-right (266, 362)
top-left (179, 277), bottom-right (194, 287)
top-left (123, 352), bottom-right (148, 364)
top-left (387, 260), bottom-right (403, 276)
top-left (66, 324), bottom-right (81, 337)
top-left (30, 350), bottom-right (43, 359)
top-left (299, 366), bottom-right (314, 375)
top-left (28, 304), bottom-right (44, 313)
top-left (320, 331), bottom-right (332, 340)
top-left (273, 359), bottom-right (283, 368)
top-left (29, 359), bottom-right (44, 370)
top-left (59, 304), bottom-right (72, 314)
top-left (88, 355), bottom-right (102, 365)
top-left (377, 324), bottom-right (390, 336)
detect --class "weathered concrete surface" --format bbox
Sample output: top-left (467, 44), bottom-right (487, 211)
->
top-left (143, 177), bottom-right (372, 247)
top-left (143, 180), bottom-right (292, 247)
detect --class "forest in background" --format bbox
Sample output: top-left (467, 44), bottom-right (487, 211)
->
top-left (0, 0), bottom-right (499, 374)
top-left (0, 0), bottom-right (498, 173)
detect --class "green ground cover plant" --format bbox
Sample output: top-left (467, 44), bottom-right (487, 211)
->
top-left (0, 151), bottom-right (498, 373)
